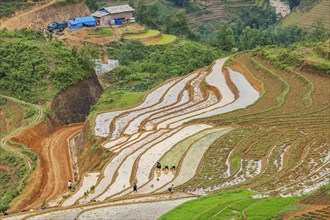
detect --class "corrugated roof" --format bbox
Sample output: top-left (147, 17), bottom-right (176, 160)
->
top-left (103, 4), bottom-right (134, 14)
top-left (69, 16), bottom-right (96, 25)
top-left (91, 11), bottom-right (108, 18)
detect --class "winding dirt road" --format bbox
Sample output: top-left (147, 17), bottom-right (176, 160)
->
top-left (0, 95), bottom-right (43, 188)
top-left (9, 124), bottom-right (83, 212)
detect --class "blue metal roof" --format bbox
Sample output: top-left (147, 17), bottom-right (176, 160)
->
top-left (69, 16), bottom-right (96, 25)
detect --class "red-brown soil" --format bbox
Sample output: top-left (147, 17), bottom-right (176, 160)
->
top-left (0, 1), bottom-right (90, 31)
top-left (9, 123), bottom-right (83, 211)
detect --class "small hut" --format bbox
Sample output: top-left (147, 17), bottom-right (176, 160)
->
top-left (91, 4), bottom-right (134, 26)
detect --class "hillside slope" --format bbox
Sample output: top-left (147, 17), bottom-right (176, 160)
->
top-left (0, 1), bottom-right (90, 31)
top-left (0, 29), bottom-right (103, 212)
top-left (3, 40), bottom-right (329, 219)
top-left (282, 0), bottom-right (330, 30)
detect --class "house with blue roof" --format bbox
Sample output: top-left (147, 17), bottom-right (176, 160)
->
top-left (91, 4), bottom-right (134, 26)
top-left (68, 16), bottom-right (97, 30)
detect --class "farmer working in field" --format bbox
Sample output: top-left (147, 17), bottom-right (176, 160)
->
top-left (133, 182), bottom-right (138, 193)
top-left (68, 180), bottom-right (73, 191)
top-left (156, 161), bottom-right (161, 171)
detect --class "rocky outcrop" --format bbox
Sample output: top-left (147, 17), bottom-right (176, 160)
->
top-left (51, 75), bottom-right (103, 125)
top-left (269, 0), bottom-right (290, 18)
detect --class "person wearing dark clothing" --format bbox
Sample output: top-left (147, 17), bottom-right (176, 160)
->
top-left (133, 182), bottom-right (138, 193)
top-left (168, 184), bottom-right (174, 194)
top-left (156, 162), bottom-right (161, 171)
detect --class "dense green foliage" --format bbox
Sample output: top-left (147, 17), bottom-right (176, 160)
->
top-left (160, 189), bottom-right (301, 219)
top-left (213, 23), bottom-right (235, 52)
top-left (103, 39), bottom-right (223, 91)
top-left (166, 9), bottom-right (195, 39)
top-left (0, 144), bottom-right (37, 212)
top-left (0, 29), bottom-right (95, 103)
top-left (257, 40), bottom-right (330, 73)
top-left (168, 0), bottom-right (189, 7)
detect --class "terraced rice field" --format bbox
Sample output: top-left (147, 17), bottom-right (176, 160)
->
top-left (282, 0), bottom-right (330, 30)
top-left (183, 52), bottom-right (330, 199)
top-left (145, 34), bottom-right (177, 45)
top-left (123, 29), bottom-right (176, 46)
top-left (36, 56), bottom-right (261, 210)
top-left (5, 48), bottom-right (329, 219)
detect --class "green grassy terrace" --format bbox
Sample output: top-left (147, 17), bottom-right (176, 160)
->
top-left (160, 189), bottom-right (301, 220)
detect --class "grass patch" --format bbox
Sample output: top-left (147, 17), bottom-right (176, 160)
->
top-left (245, 197), bottom-right (301, 219)
top-left (89, 89), bottom-right (146, 132)
top-left (145, 34), bottom-right (177, 45)
top-left (231, 155), bottom-right (241, 174)
top-left (88, 27), bottom-right (113, 37)
top-left (159, 189), bottom-right (257, 220)
top-left (160, 189), bottom-right (302, 220)
top-left (123, 30), bottom-right (160, 39)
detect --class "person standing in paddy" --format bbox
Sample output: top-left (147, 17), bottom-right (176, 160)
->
top-left (133, 182), bottom-right (138, 193)
top-left (68, 180), bottom-right (73, 191)
top-left (156, 161), bottom-right (162, 171)
top-left (168, 184), bottom-right (174, 194)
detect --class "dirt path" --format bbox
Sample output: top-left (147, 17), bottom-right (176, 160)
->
top-left (0, 111), bottom-right (11, 133)
top-left (0, 95), bottom-right (43, 185)
top-left (0, 0), bottom-right (60, 30)
top-left (10, 124), bottom-right (83, 211)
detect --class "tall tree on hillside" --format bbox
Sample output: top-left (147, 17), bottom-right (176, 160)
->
top-left (309, 21), bottom-right (328, 42)
top-left (145, 4), bottom-right (160, 29)
top-left (239, 27), bottom-right (271, 50)
top-left (170, 0), bottom-right (189, 7)
top-left (167, 9), bottom-right (194, 38)
top-left (128, 0), bottom-right (135, 8)
top-left (135, 0), bottom-right (147, 24)
top-left (271, 25), bottom-right (306, 46)
top-left (215, 23), bottom-right (235, 52)
top-left (288, 0), bottom-right (301, 10)
top-left (85, 0), bottom-right (99, 11)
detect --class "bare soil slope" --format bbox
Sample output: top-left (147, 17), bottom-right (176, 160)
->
top-left (0, 1), bottom-right (90, 31)
top-left (10, 123), bottom-right (83, 212)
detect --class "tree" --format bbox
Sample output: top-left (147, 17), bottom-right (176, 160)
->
top-left (145, 4), bottom-right (160, 29)
top-left (135, 0), bottom-right (147, 24)
top-left (128, 0), bottom-right (135, 8)
top-left (288, 0), bottom-right (301, 10)
top-left (309, 21), bottom-right (328, 42)
top-left (271, 25), bottom-right (306, 46)
top-left (85, 0), bottom-right (99, 11)
top-left (239, 27), bottom-right (271, 50)
top-left (169, 0), bottom-right (189, 7)
top-left (215, 23), bottom-right (235, 52)
top-left (167, 9), bottom-right (193, 38)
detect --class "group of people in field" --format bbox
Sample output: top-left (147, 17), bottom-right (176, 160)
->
top-left (156, 161), bottom-right (176, 172)
top-left (65, 161), bottom-right (175, 200)
top-left (132, 162), bottom-right (176, 194)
